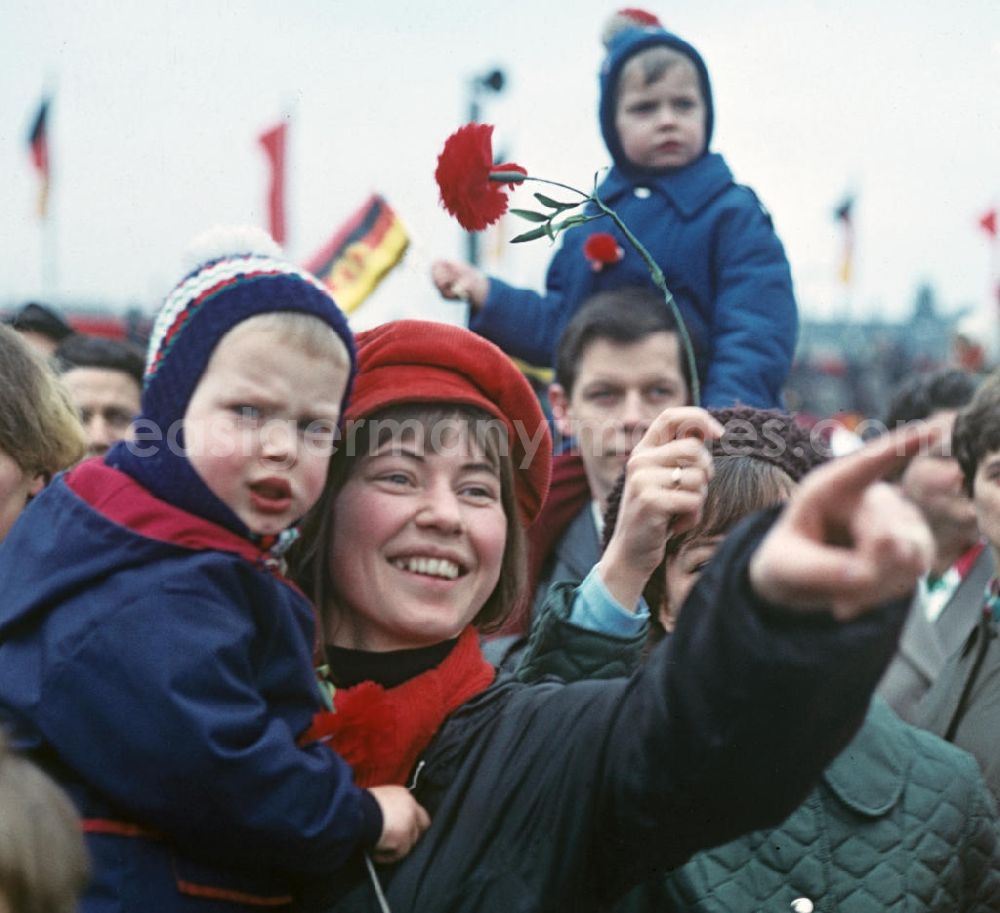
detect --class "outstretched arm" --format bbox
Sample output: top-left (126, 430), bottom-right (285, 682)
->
top-left (598, 425), bottom-right (937, 897)
top-left (430, 260), bottom-right (489, 311)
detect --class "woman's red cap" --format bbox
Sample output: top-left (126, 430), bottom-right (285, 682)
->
top-left (347, 320), bottom-right (552, 527)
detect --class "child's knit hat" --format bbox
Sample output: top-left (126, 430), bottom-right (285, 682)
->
top-left (598, 9), bottom-right (715, 174)
top-left (109, 226), bottom-right (356, 537)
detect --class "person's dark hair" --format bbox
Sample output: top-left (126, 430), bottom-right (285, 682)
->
top-left (953, 370), bottom-right (1000, 497)
top-left (54, 334), bottom-right (145, 388)
top-left (3, 302), bottom-right (73, 344)
top-left (292, 403), bottom-right (527, 636)
top-left (706, 406), bottom-right (828, 481)
top-left (883, 369), bottom-right (979, 428)
top-left (643, 457), bottom-right (795, 626)
top-left (554, 287), bottom-right (687, 396)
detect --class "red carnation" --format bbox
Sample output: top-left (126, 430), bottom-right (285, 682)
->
top-left (435, 123), bottom-right (526, 232)
top-left (584, 232), bottom-right (624, 271)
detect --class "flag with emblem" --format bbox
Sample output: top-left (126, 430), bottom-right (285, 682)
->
top-left (304, 194), bottom-right (409, 314)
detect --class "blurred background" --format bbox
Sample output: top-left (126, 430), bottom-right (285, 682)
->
top-left (3, 0), bottom-right (998, 419)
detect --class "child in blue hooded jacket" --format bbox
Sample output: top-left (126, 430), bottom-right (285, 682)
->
top-left (0, 229), bottom-right (429, 911)
top-left (432, 8), bottom-right (797, 409)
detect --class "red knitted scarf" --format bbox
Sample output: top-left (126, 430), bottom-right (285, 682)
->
top-left (301, 627), bottom-right (495, 787)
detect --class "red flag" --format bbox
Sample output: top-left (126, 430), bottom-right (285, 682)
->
top-left (979, 208), bottom-right (997, 238)
top-left (258, 121), bottom-right (287, 245)
top-left (27, 97), bottom-right (50, 219)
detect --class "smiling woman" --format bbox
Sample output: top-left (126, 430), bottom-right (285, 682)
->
top-left (289, 319), bottom-right (936, 913)
top-left (322, 404), bottom-right (518, 650)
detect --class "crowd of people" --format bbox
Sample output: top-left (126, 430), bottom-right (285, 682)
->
top-left (1, 7), bottom-right (999, 913)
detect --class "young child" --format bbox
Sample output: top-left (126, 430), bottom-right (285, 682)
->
top-left (432, 8), bottom-right (797, 410)
top-left (0, 230), bottom-right (429, 911)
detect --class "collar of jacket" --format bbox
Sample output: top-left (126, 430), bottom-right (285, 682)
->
top-left (64, 457), bottom-right (296, 579)
top-left (821, 697), bottom-right (908, 816)
top-left (595, 152), bottom-right (733, 219)
top-left (492, 453), bottom-right (592, 639)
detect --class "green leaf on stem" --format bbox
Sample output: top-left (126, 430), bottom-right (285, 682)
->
top-left (549, 213), bottom-right (593, 236)
top-left (510, 225), bottom-right (551, 243)
top-left (509, 208), bottom-right (550, 224)
top-left (533, 193), bottom-right (578, 211)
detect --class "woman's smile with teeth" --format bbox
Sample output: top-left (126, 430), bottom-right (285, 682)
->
top-left (392, 556), bottom-right (462, 579)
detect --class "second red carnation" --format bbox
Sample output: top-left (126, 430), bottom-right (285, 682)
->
top-left (583, 232), bottom-right (624, 271)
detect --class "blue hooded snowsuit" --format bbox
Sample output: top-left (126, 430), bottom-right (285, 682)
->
top-left (469, 23), bottom-right (798, 408)
top-left (0, 460), bottom-right (379, 911)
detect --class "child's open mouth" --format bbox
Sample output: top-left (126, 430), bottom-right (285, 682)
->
top-left (249, 478), bottom-right (293, 513)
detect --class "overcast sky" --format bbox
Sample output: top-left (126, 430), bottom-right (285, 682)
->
top-left (2, 0), bottom-right (998, 337)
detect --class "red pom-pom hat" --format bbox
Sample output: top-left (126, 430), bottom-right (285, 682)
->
top-left (346, 320), bottom-right (551, 527)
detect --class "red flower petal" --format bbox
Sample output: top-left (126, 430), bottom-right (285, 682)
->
top-left (584, 232), bottom-right (624, 265)
top-left (435, 123), bottom-right (526, 232)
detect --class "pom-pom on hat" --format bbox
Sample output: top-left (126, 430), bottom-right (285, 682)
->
top-left (109, 226), bottom-right (356, 537)
top-left (598, 8), bottom-right (714, 174)
top-left (346, 320), bottom-right (552, 528)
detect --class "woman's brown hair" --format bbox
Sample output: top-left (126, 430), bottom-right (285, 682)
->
top-left (292, 403), bottom-right (527, 641)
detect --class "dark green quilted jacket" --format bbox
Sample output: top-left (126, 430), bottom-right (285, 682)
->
top-left (519, 582), bottom-right (1000, 912)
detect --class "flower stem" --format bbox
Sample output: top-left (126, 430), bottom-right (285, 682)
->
top-left (489, 173), bottom-right (591, 201)
top-left (489, 171), bottom-right (701, 405)
top-left (589, 192), bottom-right (700, 406)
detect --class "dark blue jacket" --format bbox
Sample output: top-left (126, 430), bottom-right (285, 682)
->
top-left (304, 511), bottom-right (912, 912)
top-left (516, 583), bottom-right (1000, 911)
top-left (470, 152), bottom-right (797, 409)
top-left (0, 459), bottom-right (378, 912)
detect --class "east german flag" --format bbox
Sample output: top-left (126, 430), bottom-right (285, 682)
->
top-left (304, 195), bottom-right (409, 314)
top-left (27, 97), bottom-right (50, 218)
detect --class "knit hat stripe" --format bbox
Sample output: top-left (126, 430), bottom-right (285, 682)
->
top-left (147, 270), bottom-right (288, 380)
top-left (145, 255), bottom-right (331, 378)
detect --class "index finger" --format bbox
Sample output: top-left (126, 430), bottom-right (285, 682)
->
top-left (642, 406), bottom-right (724, 449)
top-left (802, 423), bottom-right (942, 506)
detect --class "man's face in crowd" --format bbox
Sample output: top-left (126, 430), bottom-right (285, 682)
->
top-left (898, 409), bottom-right (977, 544)
top-left (61, 367), bottom-right (141, 458)
top-left (549, 331), bottom-right (688, 508)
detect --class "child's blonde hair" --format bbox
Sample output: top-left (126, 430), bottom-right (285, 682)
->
top-left (220, 311), bottom-right (351, 368)
top-left (618, 45), bottom-right (699, 93)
